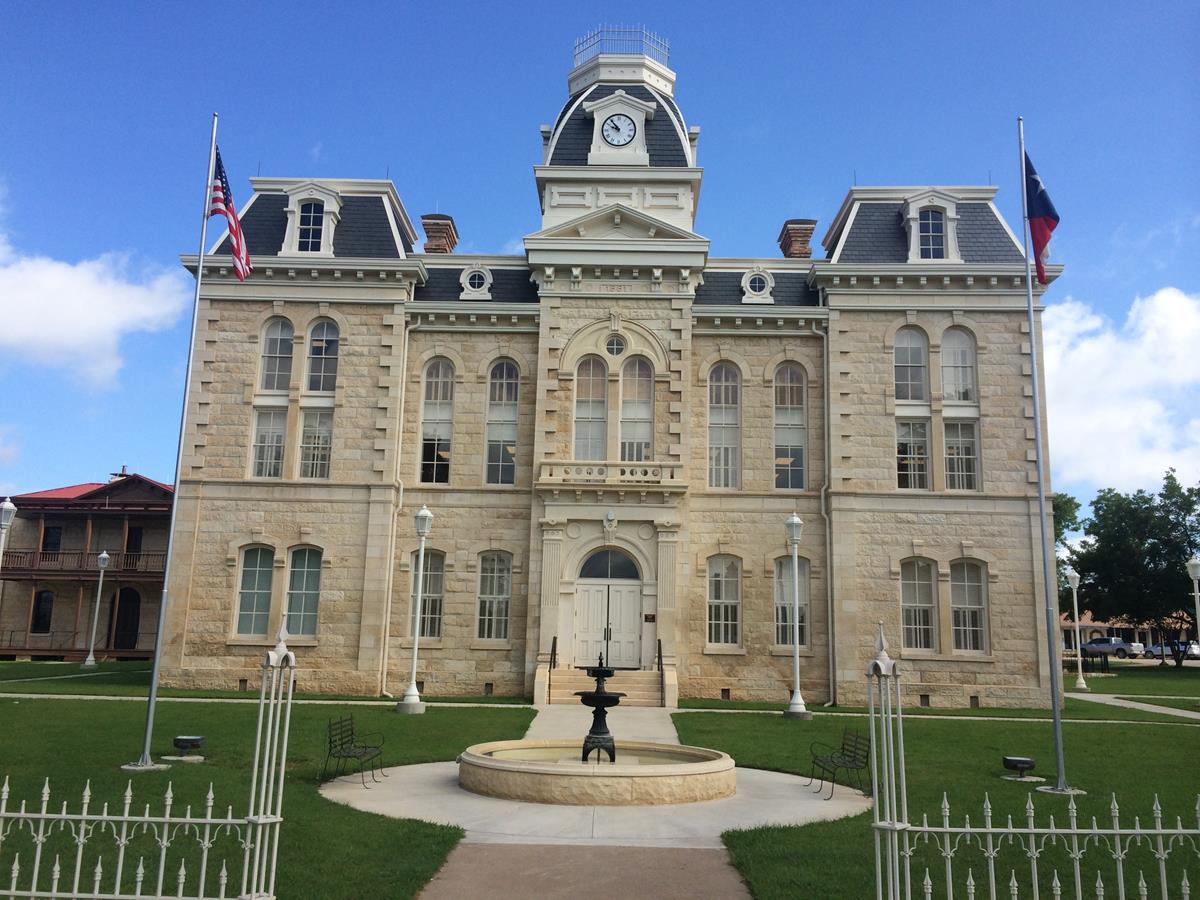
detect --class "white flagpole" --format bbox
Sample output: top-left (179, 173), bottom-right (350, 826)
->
top-left (1017, 116), bottom-right (1072, 795)
top-left (126, 112), bottom-right (218, 771)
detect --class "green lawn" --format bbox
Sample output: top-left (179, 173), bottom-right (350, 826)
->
top-left (1123, 695), bottom-right (1200, 713)
top-left (1084, 662), bottom-right (1200, 696)
top-left (674, 711), bottom-right (1200, 899)
top-left (0, 697), bottom-right (534, 899)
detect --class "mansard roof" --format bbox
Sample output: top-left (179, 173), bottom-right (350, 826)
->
top-left (412, 263), bottom-right (539, 303)
top-left (548, 83), bottom-right (690, 167)
top-left (694, 269), bottom-right (821, 306)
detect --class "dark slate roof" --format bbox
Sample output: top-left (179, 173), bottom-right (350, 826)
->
top-left (412, 266), bottom-right (539, 303)
top-left (216, 193), bottom-right (409, 259)
top-left (549, 84), bottom-right (688, 167)
top-left (833, 201), bottom-right (1024, 264)
top-left (694, 271), bottom-right (820, 306)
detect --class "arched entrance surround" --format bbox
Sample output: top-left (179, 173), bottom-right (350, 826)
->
top-left (575, 548), bottom-right (642, 668)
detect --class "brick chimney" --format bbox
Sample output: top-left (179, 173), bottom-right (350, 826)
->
top-left (777, 218), bottom-right (817, 259)
top-left (421, 214), bottom-right (459, 254)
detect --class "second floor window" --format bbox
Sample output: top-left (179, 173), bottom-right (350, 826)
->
top-left (41, 526), bottom-right (62, 553)
top-left (412, 550), bottom-right (445, 639)
top-left (486, 360), bottom-right (519, 485)
top-left (897, 420), bottom-right (929, 489)
top-left (620, 358), bottom-right (653, 462)
top-left (894, 328), bottom-right (928, 401)
top-left (945, 421), bottom-right (978, 490)
top-left (298, 201), bottom-right (323, 252)
top-left (774, 363), bottom-right (806, 489)
top-left (575, 356), bottom-right (608, 461)
top-left (708, 363), bottom-right (741, 488)
top-left (307, 321), bottom-right (339, 392)
top-left (252, 409), bottom-right (286, 478)
top-left (941, 328), bottom-right (977, 402)
top-left (300, 411), bottom-right (333, 479)
top-left (919, 209), bottom-right (945, 259)
top-left (261, 319), bottom-right (294, 391)
top-left (421, 358), bottom-right (454, 483)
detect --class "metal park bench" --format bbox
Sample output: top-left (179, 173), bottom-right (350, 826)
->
top-left (321, 715), bottom-right (386, 787)
top-left (807, 728), bottom-right (871, 799)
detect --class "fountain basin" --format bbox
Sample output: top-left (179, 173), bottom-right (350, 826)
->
top-left (458, 739), bottom-right (735, 805)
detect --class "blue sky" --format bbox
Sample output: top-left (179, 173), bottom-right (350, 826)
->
top-left (0, 1), bottom-right (1197, 507)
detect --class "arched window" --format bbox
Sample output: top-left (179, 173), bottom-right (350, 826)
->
top-left (261, 319), bottom-right (294, 391)
top-left (894, 328), bottom-right (928, 401)
top-left (237, 547), bottom-right (274, 636)
top-left (900, 559), bottom-right (936, 650)
top-left (951, 560), bottom-right (987, 651)
top-left (574, 356), bottom-right (608, 461)
top-left (919, 209), bottom-right (945, 259)
top-left (579, 548), bottom-right (640, 580)
top-left (411, 550), bottom-right (445, 639)
top-left (486, 360), bottom-right (519, 485)
top-left (307, 320), bottom-right (339, 392)
top-left (477, 551), bottom-right (512, 640)
top-left (707, 555), bottom-right (741, 646)
top-left (941, 328), bottom-right (977, 403)
top-left (287, 547), bottom-right (322, 636)
top-left (774, 556), bottom-right (809, 646)
top-left (298, 201), bottom-right (324, 252)
top-left (708, 363), bottom-right (741, 488)
top-left (421, 358), bottom-right (455, 483)
top-left (31, 590), bottom-right (54, 634)
top-left (774, 363), bottom-right (806, 489)
top-left (620, 358), bottom-right (653, 462)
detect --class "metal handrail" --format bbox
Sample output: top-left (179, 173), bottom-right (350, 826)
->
top-left (573, 27), bottom-right (670, 67)
top-left (548, 635), bottom-right (558, 701)
top-left (656, 638), bottom-right (665, 707)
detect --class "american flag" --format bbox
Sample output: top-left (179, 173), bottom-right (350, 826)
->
top-left (210, 147), bottom-right (252, 281)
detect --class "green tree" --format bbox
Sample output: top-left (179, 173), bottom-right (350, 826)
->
top-left (1052, 492), bottom-right (1081, 605)
top-left (1069, 470), bottom-right (1199, 666)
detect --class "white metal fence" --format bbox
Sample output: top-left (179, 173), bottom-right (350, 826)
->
top-left (0, 632), bottom-right (296, 899)
top-left (869, 624), bottom-right (1199, 899)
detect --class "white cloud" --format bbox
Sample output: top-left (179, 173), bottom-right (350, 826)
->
top-left (1044, 287), bottom-right (1200, 492)
top-left (0, 228), bottom-right (189, 387)
top-left (309, 141), bottom-right (323, 164)
top-left (0, 425), bottom-right (17, 466)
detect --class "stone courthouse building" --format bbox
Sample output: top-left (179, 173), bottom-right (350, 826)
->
top-left (160, 31), bottom-right (1061, 707)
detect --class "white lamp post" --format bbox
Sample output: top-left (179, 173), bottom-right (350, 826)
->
top-left (82, 551), bottom-right (110, 668)
top-left (1065, 567), bottom-right (1087, 691)
top-left (784, 513), bottom-right (811, 719)
top-left (1186, 556), bottom-right (1200, 650)
top-left (0, 497), bottom-right (15, 573)
top-left (398, 505), bottom-right (433, 715)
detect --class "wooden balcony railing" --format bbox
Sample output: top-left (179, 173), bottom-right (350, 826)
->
top-left (0, 550), bottom-right (167, 575)
top-left (536, 460), bottom-right (686, 493)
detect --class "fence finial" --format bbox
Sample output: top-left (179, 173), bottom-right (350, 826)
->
top-left (867, 620), bottom-right (898, 676)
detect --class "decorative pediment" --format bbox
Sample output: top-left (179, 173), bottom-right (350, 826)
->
top-left (526, 204), bottom-right (700, 243)
top-left (581, 89), bottom-right (657, 120)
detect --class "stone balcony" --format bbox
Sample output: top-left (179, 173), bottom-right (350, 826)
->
top-left (535, 460), bottom-right (686, 500)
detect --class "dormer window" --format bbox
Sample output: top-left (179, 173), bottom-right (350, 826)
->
top-left (298, 202), bottom-right (324, 252)
top-left (740, 268), bottom-right (775, 304)
top-left (918, 209), bottom-right (945, 259)
top-left (459, 266), bottom-right (493, 300)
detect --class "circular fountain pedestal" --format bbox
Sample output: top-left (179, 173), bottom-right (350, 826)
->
top-left (458, 739), bottom-right (736, 805)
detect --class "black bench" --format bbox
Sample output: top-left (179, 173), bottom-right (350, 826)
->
top-left (321, 715), bottom-right (386, 787)
top-left (807, 729), bottom-right (871, 799)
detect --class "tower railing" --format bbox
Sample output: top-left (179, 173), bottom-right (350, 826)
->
top-left (573, 27), bottom-right (670, 67)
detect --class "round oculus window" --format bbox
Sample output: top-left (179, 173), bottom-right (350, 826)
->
top-left (748, 274), bottom-right (768, 294)
top-left (605, 334), bottom-right (627, 356)
top-left (467, 270), bottom-right (487, 290)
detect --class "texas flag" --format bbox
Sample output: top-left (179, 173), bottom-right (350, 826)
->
top-left (1024, 153), bottom-right (1060, 285)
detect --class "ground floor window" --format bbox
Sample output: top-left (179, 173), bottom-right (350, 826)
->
top-left (237, 547), bottom-right (274, 635)
top-left (707, 555), bottom-right (741, 646)
top-left (774, 556), bottom-right (809, 646)
top-left (477, 551), bottom-right (511, 640)
top-left (951, 560), bottom-right (986, 651)
top-left (901, 559), bottom-right (936, 650)
top-left (412, 550), bottom-right (445, 639)
top-left (31, 590), bottom-right (54, 634)
top-left (287, 548), bottom-right (322, 636)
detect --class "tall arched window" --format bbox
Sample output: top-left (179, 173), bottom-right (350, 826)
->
top-left (575, 356), bottom-right (608, 460)
top-left (774, 556), bottom-right (809, 646)
top-left (298, 201), bottom-right (324, 252)
top-left (941, 328), bottom-right (977, 402)
top-left (307, 320), bottom-right (339, 392)
top-left (951, 560), bottom-right (986, 651)
top-left (486, 360), bottom-right (519, 485)
top-left (412, 550), bottom-right (445, 639)
top-left (708, 363), bottom-right (741, 488)
top-left (894, 328), bottom-right (928, 401)
top-left (707, 555), bottom-right (741, 646)
top-left (421, 358), bottom-right (455, 483)
top-left (237, 546), bottom-right (274, 636)
top-left (774, 363), bottom-right (806, 489)
top-left (31, 590), bottom-right (54, 634)
top-left (919, 209), bottom-right (945, 259)
top-left (900, 559), bottom-right (936, 650)
top-left (620, 358), bottom-right (653, 462)
top-left (477, 551), bottom-right (512, 640)
top-left (261, 319), bottom-right (294, 391)
top-left (287, 547), bottom-right (322, 636)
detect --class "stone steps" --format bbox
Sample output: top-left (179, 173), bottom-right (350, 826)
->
top-left (547, 669), bottom-right (664, 707)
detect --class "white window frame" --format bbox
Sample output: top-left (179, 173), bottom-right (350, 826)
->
top-left (897, 420), bottom-right (930, 490)
top-left (894, 327), bottom-right (929, 401)
top-left (459, 266), bottom-right (493, 300)
top-left (574, 355), bottom-right (608, 461)
top-left (708, 363), bottom-right (741, 488)
top-left (619, 357), bottom-right (653, 462)
top-left (477, 551), bottom-right (511, 640)
top-left (485, 359), bottom-right (519, 485)
top-left (286, 547), bottom-right (322, 637)
top-left (740, 267), bottom-right (775, 304)
top-left (299, 410), bottom-right (333, 479)
top-left (282, 183), bottom-right (342, 256)
top-left (941, 328), bottom-right (977, 403)
top-left (774, 556), bottom-right (809, 647)
top-left (252, 409), bottom-right (287, 479)
top-left (306, 320), bottom-right (340, 393)
top-left (260, 318), bottom-right (294, 392)
top-left (706, 555), bottom-right (741, 646)
top-left (236, 546), bottom-right (275, 636)
top-left (950, 560), bottom-right (987, 652)
top-left (774, 363), bottom-right (806, 490)
top-left (901, 559), bottom-right (937, 651)
top-left (944, 420), bottom-right (979, 491)
top-left (411, 550), bottom-right (445, 639)
top-left (421, 358), bottom-right (455, 483)
top-left (918, 208), bottom-right (946, 259)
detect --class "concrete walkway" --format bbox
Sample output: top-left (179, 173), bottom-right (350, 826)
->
top-left (523, 703), bottom-right (680, 743)
top-left (1066, 691), bottom-right (1200, 721)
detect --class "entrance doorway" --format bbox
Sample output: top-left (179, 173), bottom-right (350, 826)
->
top-left (575, 548), bottom-right (641, 668)
top-left (107, 588), bottom-right (141, 651)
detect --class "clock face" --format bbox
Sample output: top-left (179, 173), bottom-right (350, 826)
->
top-left (602, 114), bottom-right (636, 147)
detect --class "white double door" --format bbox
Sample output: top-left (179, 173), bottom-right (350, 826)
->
top-left (575, 579), bottom-right (642, 669)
